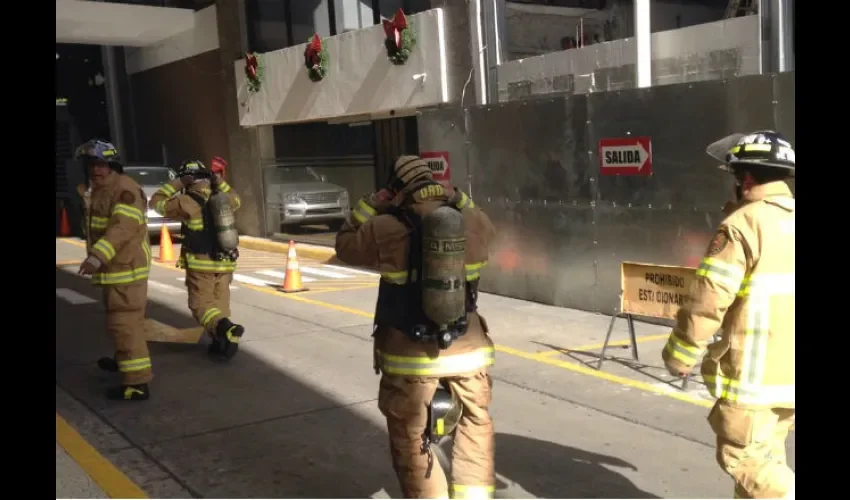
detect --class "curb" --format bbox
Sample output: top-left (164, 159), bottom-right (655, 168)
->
top-left (239, 236), bottom-right (337, 261)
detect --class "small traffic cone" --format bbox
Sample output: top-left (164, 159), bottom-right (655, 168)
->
top-left (58, 206), bottom-right (71, 237)
top-left (281, 240), bottom-right (308, 293)
top-left (157, 225), bottom-right (176, 263)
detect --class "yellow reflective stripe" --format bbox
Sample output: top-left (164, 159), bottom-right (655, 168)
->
top-left (112, 203), bottom-right (145, 224)
top-left (703, 374), bottom-right (795, 406)
top-left (352, 199), bottom-right (377, 224)
top-left (737, 273), bottom-right (795, 298)
top-left (225, 325), bottom-right (241, 343)
top-left (143, 239), bottom-right (151, 265)
top-left (731, 144), bottom-right (772, 154)
top-left (218, 181), bottom-right (232, 193)
top-left (232, 194), bottom-right (241, 209)
top-left (185, 219), bottom-right (204, 231)
top-left (696, 257), bottom-right (745, 289)
top-left (663, 331), bottom-right (704, 366)
top-left (381, 270), bottom-right (411, 285)
top-left (91, 266), bottom-right (150, 285)
top-left (465, 261), bottom-right (487, 281)
top-left (379, 347), bottom-right (495, 376)
top-left (180, 254), bottom-right (237, 272)
top-left (118, 357), bottom-right (152, 373)
top-left (92, 238), bottom-right (116, 262)
top-left (159, 183), bottom-right (178, 197)
top-left (90, 216), bottom-right (108, 229)
top-left (455, 192), bottom-right (476, 210)
top-left (154, 199), bottom-right (167, 215)
top-left (451, 484), bottom-right (495, 500)
top-left (201, 308), bottom-right (223, 327)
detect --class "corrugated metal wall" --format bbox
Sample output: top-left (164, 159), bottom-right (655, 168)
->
top-left (417, 71), bottom-right (795, 314)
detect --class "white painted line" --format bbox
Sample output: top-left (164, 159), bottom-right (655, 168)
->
top-left (299, 266), bottom-right (353, 279)
top-left (321, 264), bottom-right (380, 276)
top-left (257, 270), bottom-right (315, 282)
top-left (148, 280), bottom-right (186, 295)
top-left (56, 288), bottom-right (98, 305)
top-left (233, 274), bottom-right (277, 287)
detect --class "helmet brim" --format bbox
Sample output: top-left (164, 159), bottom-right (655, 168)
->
top-left (706, 133), bottom-right (746, 163)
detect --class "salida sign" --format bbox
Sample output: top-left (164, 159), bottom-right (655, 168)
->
top-left (420, 151), bottom-right (451, 185)
top-left (599, 136), bottom-right (653, 176)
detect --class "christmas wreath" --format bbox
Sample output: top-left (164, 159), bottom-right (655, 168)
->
top-left (383, 9), bottom-right (416, 65)
top-left (304, 34), bottom-right (329, 82)
top-left (245, 52), bottom-right (264, 93)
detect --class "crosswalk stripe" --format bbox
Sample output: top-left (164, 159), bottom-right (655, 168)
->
top-left (257, 270), bottom-right (315, 282)
top-left (321, 263), bottom-right (379, 276)
top-left (149, 280), bottom-right (186, 295)
top-left (299, 266), bottom-right (353, 279)
top-left (233, 274), bottom-right (277, 287)
top-left (56, 288), bottom-right (98, 305)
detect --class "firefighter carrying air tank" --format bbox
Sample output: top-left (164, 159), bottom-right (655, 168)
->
top-left (149, 159), bottom-right (245, 359)
top-left (335, 155), bottom-right (497, 499)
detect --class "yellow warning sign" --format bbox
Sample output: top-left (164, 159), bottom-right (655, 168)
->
top-left (620, 261), bottom-right (696, 320)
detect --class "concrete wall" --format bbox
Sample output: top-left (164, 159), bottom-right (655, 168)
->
top-left (234, 8), bottom-right (451, 127)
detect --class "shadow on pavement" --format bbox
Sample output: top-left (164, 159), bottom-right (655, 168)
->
top-left (57, 266), bottom-right (658, 499)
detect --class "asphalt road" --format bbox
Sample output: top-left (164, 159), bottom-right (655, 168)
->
top-left (55, 237), bottom-right (794, 499)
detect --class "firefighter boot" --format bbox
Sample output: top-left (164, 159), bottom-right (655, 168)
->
top-left (105, 383), bottom-right (150, 401)
top-left (97, 357), bottom-right (119, 373)
top-left (212, 318), bottom-right (244, 360)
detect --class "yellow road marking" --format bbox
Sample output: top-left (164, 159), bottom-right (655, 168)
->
top-left (56, 413), bottom-right (148, 498)
top-left (298, 284), bottom-right (379, 294)
top-left (538, 333), bottom-right (670, 357)
top-left (56, 239), bottom-right (708, 408)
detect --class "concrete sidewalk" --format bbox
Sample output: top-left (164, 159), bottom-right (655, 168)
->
top-left (56, 442), bottom-right (108, 499)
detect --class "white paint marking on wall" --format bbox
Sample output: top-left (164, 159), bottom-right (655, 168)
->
top-left (56, 288), bottom-right (98, 305)
top-left (299, 266), bottom-right (353, 279)
top-left (321, 264), bottom-right (379, 276)
top-left (148, 280), bottom-right (186, 295)
top-left (233, 274), bottom-right (277, 287)
top-left (257, 270), bottom-right (315, 282)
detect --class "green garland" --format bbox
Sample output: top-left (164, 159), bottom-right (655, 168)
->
top-left (246, 53), bottom-right (264, 93)
top-left (386, 24), bottom-right (416, 65)
top-left (305, 37), bottom-right (329, 82)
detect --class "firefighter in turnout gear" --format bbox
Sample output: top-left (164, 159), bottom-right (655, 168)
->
top-left (661, 131), bottom-right (795, 499)
top-left (75, 140), bottom-right (154, 401)
top-left (335, 155), bottom-right (497, 499)
top-left (149, 159), bottom-right (245, 359)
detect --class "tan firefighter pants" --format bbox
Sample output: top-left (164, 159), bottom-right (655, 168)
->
top-left (708, 399), bottom-right (795, 499)
top-left (102, 281), bottom-right (152, 386)
top-left (378, 370), bottom-right (495, 499)
top-left (185, 270), bottom-right (233, 334)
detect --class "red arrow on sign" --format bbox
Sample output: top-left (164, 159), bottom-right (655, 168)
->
top-left (599, 136), bottom-right (653, 176)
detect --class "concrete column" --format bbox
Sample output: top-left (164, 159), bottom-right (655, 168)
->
top-left (216, 0), bottom-right (274, 237)
top-left (634, 0), bottom-right (651, 88)
top-left (481, 0), bottom-right (507, 104)
top-left (759, 0), bottom-right (793, 73)
top-left (101, 46), bottom-right (126, 155)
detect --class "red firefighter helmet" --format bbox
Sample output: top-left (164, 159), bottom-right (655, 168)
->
top-left (210, 156), bottom-right (228, 176)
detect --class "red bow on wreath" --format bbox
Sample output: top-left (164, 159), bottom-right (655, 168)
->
top-left (304, 34), bottom-right (322, 68)
top-left (245, 52), bottom-right (258, 79)
top-left (382, 9), bottom-right (408, 50)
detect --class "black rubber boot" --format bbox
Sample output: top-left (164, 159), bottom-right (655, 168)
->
top-left (213, 318), bottom-right (245, 360)
top-left (106, 383), bottom-right (149, 401)
top-left (97, 357), bottom-right (119, 373)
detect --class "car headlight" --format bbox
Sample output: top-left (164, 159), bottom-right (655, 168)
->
top-left (283, 193), bottom-right (302, 204)
top-left (338, 191), bottom-right (349, 206)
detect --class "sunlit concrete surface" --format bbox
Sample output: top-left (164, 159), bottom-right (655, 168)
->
top-left (55, 237), bottom-right (794, 499)
top-left (56, 442), bottom-right (109, 499)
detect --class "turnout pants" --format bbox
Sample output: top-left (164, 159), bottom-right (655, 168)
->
top-left (708, 400), bottom-right (795, 499)
top-left (102, 281), bottom-right (152, 385)
top-left (378, 370), bottom-right (495, 499)
top-left (185, 270), bottom-right (233, 335)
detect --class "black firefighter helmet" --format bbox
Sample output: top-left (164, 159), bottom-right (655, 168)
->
top-left (706, 130), bottom-right (795, 177)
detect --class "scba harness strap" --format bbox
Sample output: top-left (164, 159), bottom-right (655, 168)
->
top-left (184, 188), bottom-right (239, 263)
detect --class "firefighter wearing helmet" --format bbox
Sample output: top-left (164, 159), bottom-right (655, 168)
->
top-left (661, 131), bottom-right (795, 499)
top-left (335, 155), bottom-right (497, 499)
top-left (75, 139), bottom-right (154, 401)
top-left (148, 159), bottom-right (245, 359)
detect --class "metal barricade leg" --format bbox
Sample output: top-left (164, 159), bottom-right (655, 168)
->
top-left (596, 311), bottom-right (620, 370)
top-left (627, 314), bottom-right (639, 362)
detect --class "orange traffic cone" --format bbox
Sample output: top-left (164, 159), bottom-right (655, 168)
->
top-left (157, 225), bottom-right (176, 263)
top-left (281, 240), bottom-right (308, 293)
top-left (58, 206), bottom-right (71, 237)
